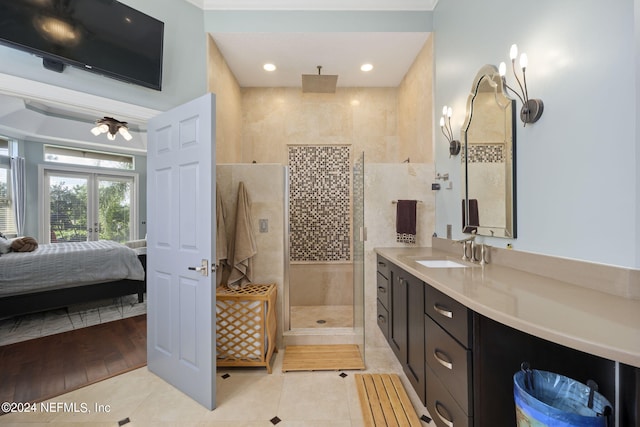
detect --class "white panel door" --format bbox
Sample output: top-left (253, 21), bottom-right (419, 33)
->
top-left (146, 93), bottom-right (216, 410)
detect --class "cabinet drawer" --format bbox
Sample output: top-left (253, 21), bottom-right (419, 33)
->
top-left (425, 285), bottom-right (472, 348)
top-left (376, 272), bottom-right (390, 309)
top-left (425, 314), bottom-right (472, 415)
top-left (377, 300), bottom-right (390, 341)
top-left (376, 255), bottom-right (390, 279)
top-left (426, 364), bottom-right (472, 427)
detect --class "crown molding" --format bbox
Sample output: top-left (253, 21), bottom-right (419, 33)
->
top-left (196, 0), bottom-right (437, 11)
top-left (0, 73), bottom-right (160, 124)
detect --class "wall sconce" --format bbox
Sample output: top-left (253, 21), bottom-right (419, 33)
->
top-left (439, 106), bottom-right (461, 157)
top-left (90, 117), bottom-right (132, 141)
top-left (499, 44), bottom-right (544, 126)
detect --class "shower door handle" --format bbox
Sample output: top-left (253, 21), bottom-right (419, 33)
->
top-left (359, 226), bottom-right (367, 242)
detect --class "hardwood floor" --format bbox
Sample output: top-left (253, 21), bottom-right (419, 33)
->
top-left (0, 314), bottom-right (146, 411)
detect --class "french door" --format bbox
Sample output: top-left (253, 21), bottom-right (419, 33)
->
top-left (42, 168), bottom-right (137, 243)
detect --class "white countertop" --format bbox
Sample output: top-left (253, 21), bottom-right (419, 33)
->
top-left (375, 247), bottom-right (640, 368)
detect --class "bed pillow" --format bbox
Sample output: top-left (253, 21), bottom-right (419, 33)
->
top-left (0, 233), bottom-right (11, 254)
top-left (11, 236), bottom-right (38, 252)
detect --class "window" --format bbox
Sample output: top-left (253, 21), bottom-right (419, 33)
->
top-left (0, 138), bottom-right (8, 156)
top-left (44, 145), bottom-right (134, 170)
top-left (0, 138), bottom-right (16, 235)
top-left (43, 168), bottom-right (137, 244)
top-left (41, 146), bottom-right (138, 243)
top-left (0, 165), bottom-right (16, 235)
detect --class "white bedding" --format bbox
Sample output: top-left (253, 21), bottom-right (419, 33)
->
top-left (0, 240), bottom-right (146, 297)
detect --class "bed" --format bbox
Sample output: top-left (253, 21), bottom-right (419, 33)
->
top-left (0, 240), bottom-right (146, 318)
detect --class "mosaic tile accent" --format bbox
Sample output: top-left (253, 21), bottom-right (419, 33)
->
top-left (288, 145), bottom-right (351, 262)
top-left (462, 144), bottom-right (505, 163)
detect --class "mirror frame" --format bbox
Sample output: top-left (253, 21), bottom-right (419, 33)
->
top-left (461, 64), bottom-right (517, 238)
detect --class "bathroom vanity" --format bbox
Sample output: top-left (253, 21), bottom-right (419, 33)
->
top-left (375, 248), bottom-right (640, 427)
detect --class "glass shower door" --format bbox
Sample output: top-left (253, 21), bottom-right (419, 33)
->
top-left (353, 152), bottom-right (365, 360)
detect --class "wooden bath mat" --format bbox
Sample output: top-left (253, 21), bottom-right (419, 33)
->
top-left (282, 344), bottom-right (365, 372)
top-left (355, 373), bottom-right (421, 426)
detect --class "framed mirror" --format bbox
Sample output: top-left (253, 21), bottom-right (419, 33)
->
top-left (461, 64), bottom-right (516, 238)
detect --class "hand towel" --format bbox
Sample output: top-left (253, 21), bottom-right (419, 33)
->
top-left (396, 200), bottom-right (417, 244)
top-left (215, 184), bottom-right (228, 269)
top-left (227, 182), bottom-right (257, 290)
top-left (462, 199), bottom-right (479, 233)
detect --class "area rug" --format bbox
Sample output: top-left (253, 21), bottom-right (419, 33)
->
top-left (0, 314), bottom-right (147, 412)
top-left (282, 344), bottom-right (365, 372)
top-left (0, 293), bottom-right (146, 346)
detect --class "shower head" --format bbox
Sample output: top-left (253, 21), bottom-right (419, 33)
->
top-left (301, 65), bottom-right (338, 93)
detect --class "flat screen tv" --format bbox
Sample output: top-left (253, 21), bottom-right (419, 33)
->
top-left (0, 0), bottom-right (164, 91)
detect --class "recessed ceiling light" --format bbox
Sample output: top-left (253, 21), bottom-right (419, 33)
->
top-left (263, 63), bottom-right (276, 72)
top-left (360, 63), bottom-right (373, 72)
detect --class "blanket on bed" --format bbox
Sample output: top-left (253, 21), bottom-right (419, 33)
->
top-left (0, 240), bottom-right (145, 297)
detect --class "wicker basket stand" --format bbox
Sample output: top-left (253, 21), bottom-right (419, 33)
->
top-left (215, 283), bottom-right (277, 373)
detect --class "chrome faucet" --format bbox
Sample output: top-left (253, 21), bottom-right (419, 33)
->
top-left (452, 234), bottom-right (489, 264)
top-left (453, 235), bottom-right (476, 261)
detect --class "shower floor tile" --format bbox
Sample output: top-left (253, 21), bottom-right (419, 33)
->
top-left (290, 305), bottom-right (353, 329)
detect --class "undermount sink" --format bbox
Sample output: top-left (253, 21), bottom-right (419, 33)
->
top-left (416, 259), bottom-right (471, 268)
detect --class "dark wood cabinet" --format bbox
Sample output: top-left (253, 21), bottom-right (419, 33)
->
top-left (379, 260), bottom-right (426, 404)
top-left (406, 273), bottom-right (425, 403)
top-left (472, 315), bottom-right (617, 427)
top-left (425, 284), bottom-right (474, 427)
top-left (376, 256), bottom-right (391, 341)
top-left (425, 315), bottom-right (472, 417)
top-left (389, 264), bottom-right (407, 363)
top-left (375, 254), bottom-right (639, 427)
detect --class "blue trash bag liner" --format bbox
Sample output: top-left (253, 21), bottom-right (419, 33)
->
top-left (514, 368), bottom-right (612, 427)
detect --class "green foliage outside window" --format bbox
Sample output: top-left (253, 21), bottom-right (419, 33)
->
top-left (50, 180), bottom-right (130, 243)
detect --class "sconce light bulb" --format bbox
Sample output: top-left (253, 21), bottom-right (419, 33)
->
top-left (439, 117), bottom-right (445, 127)
top-left (499, 62), bottom-right (507, 77)
top-left (442, 106), bottom-right (448, 116)
top-left (107, 132), bottom-right (116, 141)
top-left (447, 107), bottom-right (453, 118)
top-left (509, 44), bottom-right (518, 60)
top-left (519, 53), bottom-right (528, 69)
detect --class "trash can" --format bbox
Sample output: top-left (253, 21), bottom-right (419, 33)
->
top-left (514, 363), bottom-right (612, 427)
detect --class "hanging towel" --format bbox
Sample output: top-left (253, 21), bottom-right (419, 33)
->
top-left (227, 182), bottom-right (258, 290)
top-left (215, 184), bottom-right (228, 270)
top-left (396, 200), bottom-right (417, 244)
top-left (462, 199), bottom-right (479, 234)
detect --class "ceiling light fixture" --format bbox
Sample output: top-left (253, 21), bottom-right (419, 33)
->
top-left (263, 63), bottom-right (276, 72)
top-left (360, 63), bottom-right (373, 72)
top-left (91, 117), bottom-right (132, 141)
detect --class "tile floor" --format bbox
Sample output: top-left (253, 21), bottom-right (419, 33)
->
top-left (1, 342), bottom-right (431, 426)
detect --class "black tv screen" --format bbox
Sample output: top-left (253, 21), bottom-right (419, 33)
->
top-left (0, 0), bottom-right (164, 91)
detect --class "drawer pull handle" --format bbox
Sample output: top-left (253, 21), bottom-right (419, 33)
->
top-left (435, 401), bottom-right (454, 427)
top-left (378, 261), bottom-right (386, 267)
top-left (434, 349), bottom-right (453, 370)
top-left (378, 286), bottom-right (387, 293)
top-left (378, 315), bottom-right (386, 323)
top-left (434, 303), bottom-right (453, 319)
